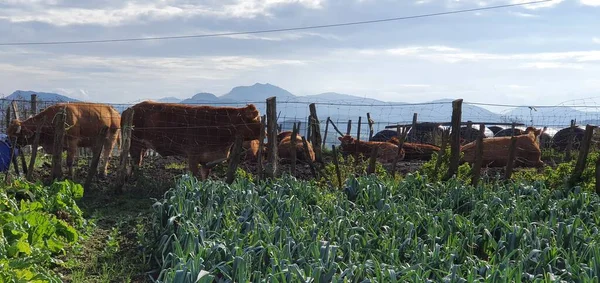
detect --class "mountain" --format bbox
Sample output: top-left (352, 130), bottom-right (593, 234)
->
top-left (299, 92), bottom-right (386, 104)
top-left (180, 92), bottom-right (221, 104)
top-left (504, 106), bottom-right (592, 128)
top-left (221, 83), bottom-right (295, 102)
top-left (5, 90), bottom-right (79, 102)
top-left (157, 97), bottom-right (182, 103)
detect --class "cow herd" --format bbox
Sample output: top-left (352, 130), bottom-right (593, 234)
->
top-left (4, 101), bottom-right (577, 182)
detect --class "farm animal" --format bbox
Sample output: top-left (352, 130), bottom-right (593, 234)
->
top-left (461, 126), bottom-right (545, 168)
top-left (338, 135), bottom-right (403, 163)
top-left (386, 137), bottom-right (441, 161)
top-left (243, 140), bottom-right (261, 161)
top-left (278, 132), bottom-right (316, 162)
top-left (127, 101), bottom-right (262, 180)
top-left (7, 102), bottom-right (121, 178)
top-left (488, 126), bottom-right (503, 135)
top-left (552, 126), bottom-right (585, 151)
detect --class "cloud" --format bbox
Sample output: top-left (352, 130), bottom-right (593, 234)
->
top-left (594, 37), bottom-right (600, 44)
top-left (0, 0), bottom-right (326, 26)
top-left (520, 62), bottom-right (584, 69)
top-left (580, 0), bottom-right (600, 6)
top-left (510, 11), bottom-right (539, 17)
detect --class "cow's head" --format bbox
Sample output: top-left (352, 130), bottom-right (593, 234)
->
top-left (338, 135), bottom-right (355, 145)
top-left (525, 126), bottom-right (545, 146)
top-left (242, 104), bottom-right (260, 122)
top-left (7, 119), bottom-right (34, 145)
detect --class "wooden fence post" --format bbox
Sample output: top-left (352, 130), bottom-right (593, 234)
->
top-left (570, 124), bottom-right (595, 186)
top-left (391, 126), bottom-right (408, 176)
top-left (565, 119), bottom-right (576, 162)
top-left (11, 101), bottom-right (20, 121)
top-left (322, 117), bottom-right (330, 149)
top-left (367, 113), bottom-right (374, 141)
top-left (85, 126), bottom-right (108, 189)
top-left (225, 135), bottom-right (244, 184)
top-left (465, 121), bottom-right (473, 143)
top-left (115, 108), bottom-right (134, 192)
top-left (256, 115), bottom-right (266, 181)
top-left (357, 116), bottom-right (362, 143)
top-left (30, 94), bottom-right (37, 117)
top-left (346, 120), bottom-right (352, 136)
top-left (332, 145), bottom-right (342, 189)
top-left (366, 147), bottom-right (378, 175)
top-left (411, 113), bottom-right (418, 142)
top-left (51, 106), bottom-right (67, 180)
top-left (290, 122), bottom-right (299, 175)
top-left (5, 106), bottom-right (11, 130)
top-left (26, 117), bottom-right (45, 181)
top-left (266, 97), bottom-right (278, 178)
top-left (433, 128), bottom-right (450, 179)
top-left (444, 99), bottom-right (463, 181)
top-left (471, 124), bottom-right (485, 187)
top-left (309, 103), bottom-right (323, 163)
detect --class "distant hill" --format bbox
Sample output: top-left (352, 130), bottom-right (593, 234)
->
top-left (180, 93), bottom-right (221, 104)
top-left (221, 83), bottom-right (295, 102)
top-left (5, 90), bottom-right (79, 102)
top-left (156, 97), bottom-right (182, 103)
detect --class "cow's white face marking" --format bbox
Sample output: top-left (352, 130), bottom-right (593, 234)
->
top-left (15, 125), bottom-right (21, 134)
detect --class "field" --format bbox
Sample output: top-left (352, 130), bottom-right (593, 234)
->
top-left (1, 146), bottom-right (600, 282)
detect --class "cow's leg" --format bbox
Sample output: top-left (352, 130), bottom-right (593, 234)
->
top-left (99, 131), bottom-right (118, 178)
top-left (188, 156), bottom-right (202, 180)
top-left (129, 144), bottom-right (144, 179)
top-left (200, 166), bottom-right (211, 181)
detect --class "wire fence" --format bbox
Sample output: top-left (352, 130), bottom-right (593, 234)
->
top-left (2, 95), bottom-right (600, 152)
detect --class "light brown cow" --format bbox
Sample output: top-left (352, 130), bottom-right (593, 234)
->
top-left (7, 102), bottom-right (121, 177)
top-left (338, 135), bottom-right (403, 163)
top-left (278, 133), bottom-right (316, 162)
top-left (387, 137), bottom-right (441, 161)
top-left (127, 101), bottom-right (262, 180)
top-left (461, 126), bottom-right (545, 168)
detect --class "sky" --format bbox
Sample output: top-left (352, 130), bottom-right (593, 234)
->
top-left (0, 0), bottom-right (599, 106)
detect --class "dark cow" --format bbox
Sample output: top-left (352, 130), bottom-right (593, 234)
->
top-left (552, 126), bottom-right (585, 151)
top-left (7, 102), bottom-right (121, 177)
top-left (461, 127), bottom-right (545, 168)
top-left (338, 135), bottom-right (403, 163)
top-left (488, 126), bottom-right (504, 135)
top-left (387, 137), bottom-right (440, 161)
top-left (370, 130), bottom-right (398, 142)
top-left (127, 101), bottom-right (262, 180)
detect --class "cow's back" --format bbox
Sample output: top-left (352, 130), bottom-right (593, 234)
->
top-left (129, 101), bottom-right (262, 157)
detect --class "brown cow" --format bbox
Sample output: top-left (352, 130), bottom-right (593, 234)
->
top-left (127, 101), bottom-right (262, 180)
top-left (461, 126), bottom-right (545, 168)
top-left (7, 102), bottom-right (121, 178)
top-left (278, 133), bottom-right (316, 162)
top-left (387, 137), bottom-right (441, 161)
top-left (338, 135), bottom-right (403, 163)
